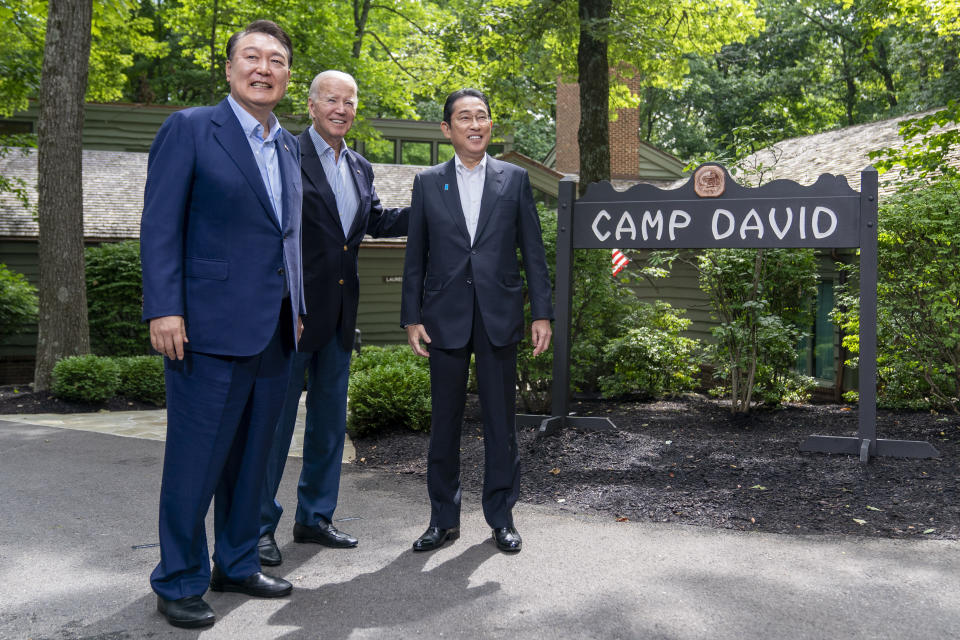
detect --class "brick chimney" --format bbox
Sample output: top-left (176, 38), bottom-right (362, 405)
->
top-left (555, 75), bottom-right (641, 180)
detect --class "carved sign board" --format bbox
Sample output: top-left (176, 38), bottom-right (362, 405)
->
top-left (571, 167), bottom-right (861, 250)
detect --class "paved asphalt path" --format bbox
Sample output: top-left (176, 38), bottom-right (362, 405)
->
top-left (1, 418), bottom-right (958, 640)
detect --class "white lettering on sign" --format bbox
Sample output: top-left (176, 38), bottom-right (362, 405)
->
top-left (588, 204), bottom-right (841, 244)
top-left (813, 206), bottom-right (838, 238)
top-left (713, 209), bottom-right (735, 239)
top-left (616, 211), bottom-right (637, 241)
top-left (592, 209), bottom-right (611, 241)
top-left (641, 210), bottom-right (663, 241)
top-left (669, 210), bottom-right (691, 240)
top-left (770, 207), bottom-right (792, 240)
top-left (740, 208), bottom-right (764, 239)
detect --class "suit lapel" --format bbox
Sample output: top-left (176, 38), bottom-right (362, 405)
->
top-left (343, 150), bottom-right (367, 242)
top-left (277, 131), bottom-right (299, 231)
top-left (437, 159), bottom-right (471, 244)
top-left (473, 157), bottom-right (505, 243)
top-left (299, 129), bottom-right (342, 235)
top-left (211, 99), bottom-right (279, 229)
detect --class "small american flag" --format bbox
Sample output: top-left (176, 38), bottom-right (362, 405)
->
top-left (611, 249), bottom-right (630, 276)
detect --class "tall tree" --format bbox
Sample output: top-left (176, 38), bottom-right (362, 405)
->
top-left (33, 0), bottom-right (94, 390)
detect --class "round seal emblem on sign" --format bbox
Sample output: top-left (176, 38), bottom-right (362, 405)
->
top-left (694, 165), bottom-right (725, 198)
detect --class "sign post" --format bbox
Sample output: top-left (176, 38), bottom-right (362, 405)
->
top-left (525, 164), bottom-right (938, 463)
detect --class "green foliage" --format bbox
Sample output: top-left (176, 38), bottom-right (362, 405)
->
top-left (698, 248), bottom-right (818, 413)
top-left (115, 355), bottom-right (165, 406)
top-left (0, 263), bottom-right (37, 344)
top-left (85, 241), bottom-right (149, 356)
top-left (351, 344), bottom-right (427, 375)
top-left (870, 100), bottom-right (960, 181)
top-left (51, 354), bottom-right (120, 404)
top-left (347, 362), bottom-right (431, 437)
top-left (834, 176), bottom-right (960, 412)
top-left (516, 205), bottom-right (648, 412)
top-left (599, 301), bottom-right (701, 400)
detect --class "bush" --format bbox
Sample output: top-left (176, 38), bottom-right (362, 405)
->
top-left (0, 263), bottom-right (37, 344)
top-left (599, 301), bottom-right (702, 399)
top-left (86, 241), bottom-right (150, 356)
top-left (351, 343), bottom-right (427, 375)
top-left (698, 247), bottom-right (818, 412)
top-left (52, 355), bottom-right (121, 404)
top-left (116, 356), bottom-right (165, 406)
top-left (347, 362), bottom-right (431, 437)
top-left (516, 205), bottom-right (647, 412)
top-left (834, 175), bottom-right (960, 412)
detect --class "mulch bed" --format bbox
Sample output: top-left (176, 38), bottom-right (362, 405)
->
top-left (3, 384), bottom-right (957, 540)
top-left (353, 394), bottom-right (960, 540)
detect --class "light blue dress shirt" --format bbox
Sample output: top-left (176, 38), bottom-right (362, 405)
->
top-left (227, 95), bottom-right (284, 226)
top-left (309, 126), bottom-right (359, 237)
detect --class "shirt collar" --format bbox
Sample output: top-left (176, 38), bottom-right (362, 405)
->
top-left (227, 94), bottom-right (281, 143)
top-left (309, 126), bottom-right (348, 161)
top-left (454, 153), bottom-right (487, 175)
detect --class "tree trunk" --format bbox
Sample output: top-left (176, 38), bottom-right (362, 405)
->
top-left (353, 0), bottom-right (371, 58)
top-left (34, 0), bottom-right (93, 391)
top-left (577, 0), bottom-right (611, 196)
top-left (209, 0), bottom-right (219, 104)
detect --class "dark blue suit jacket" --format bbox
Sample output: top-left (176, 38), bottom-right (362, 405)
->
top-left (297, 128), bottom-right (407, 352)
top-left (140, 98), bottom-right (305, 356)
top-left (401, 156), bottom-right (553, 349)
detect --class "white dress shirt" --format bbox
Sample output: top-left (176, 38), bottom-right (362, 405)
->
top-left (310, 127), bottom-right (360, 237)
top-left (454, 153), bottom-right (487, 245)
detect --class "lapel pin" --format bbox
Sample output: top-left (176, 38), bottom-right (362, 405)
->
top-left (444, 184), bottom-right (449, 191)
top-left (284, 144), bottom-right (290, 152)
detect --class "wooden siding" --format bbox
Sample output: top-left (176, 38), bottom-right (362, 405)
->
top-left (356, 243), bottom-right (407, 345)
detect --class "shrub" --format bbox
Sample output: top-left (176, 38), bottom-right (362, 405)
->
top-left (0, 263), bottom-right (38, 344)
top-left (834, 175), bottom-right (960, 412)
top-left (85, 241), bottom-right (150, 356)
top-left (351, 343), bottom-right (427, 375)
top-left (116, 356), bottom-right (165, 406)
top-left (698, 247), bottom-right (819, 413)
top-left (52, 355), bottom-right (121, 404)
top-left (516, 205), bottom-right (647, 412)
top-left (347, 362), bottom-right (431, 437)
top-left (599, 301), bottom-right (702, 399)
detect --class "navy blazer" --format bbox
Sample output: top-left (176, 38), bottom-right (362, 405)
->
top-left (297, 129), bottom-right (408, 352)
top-left (401, 156), bottom-right (553, 349)
top-left (140, 98), bottom-right (305, 356)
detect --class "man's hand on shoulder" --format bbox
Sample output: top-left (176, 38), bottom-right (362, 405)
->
top-left (405, 324), bottom-right (431, 358)
top-left (531, 319), bottom-right (552, 357)
top-left (150, 315), bottom-right (188, 360)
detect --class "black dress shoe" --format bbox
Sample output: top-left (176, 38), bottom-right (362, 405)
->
top-left (293, 521), bottom-right (358, 548)
top-left (492, 526), bottom-right (522, 552)
top-left (156, 595), bottom-right (215, 629)
top-left (412, 526), bottom-right (460, 552)
top-left (209, 565), bottom-right (292, 597)
top-left (258, 532), bottom-right (282, 566)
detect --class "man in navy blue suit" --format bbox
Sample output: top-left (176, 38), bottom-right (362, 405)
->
top-left (401, 88), bottom-right (553, 554)
top-left (256, 70), bottom-right (408, 566)
top-left (140, 20), bottom-right (304, 629)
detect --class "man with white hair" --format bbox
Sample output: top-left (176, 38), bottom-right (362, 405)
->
top-left (258, 70), bottom-right (408, 565)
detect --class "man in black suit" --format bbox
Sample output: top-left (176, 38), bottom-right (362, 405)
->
top-left (401, 88), bottom-right (553, 553)
top-left (258, 70), bottom-right (408, 565)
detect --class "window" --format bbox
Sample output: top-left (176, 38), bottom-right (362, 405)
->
top-left (795, 280), bottom-right (836, 381)
top-left (364, 137), bottom-right (396, 164)
top-left (401, 141), bottom-right (431, 165)
top-left (437, 142), bottom-right (455, 163)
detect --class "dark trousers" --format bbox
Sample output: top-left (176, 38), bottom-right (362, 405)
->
top-left (150, 314), bottom-right (293, 601)
top-left (260, 331), bottom-right (353, 535)
top-left (427, 304), bottom-right (520, 530)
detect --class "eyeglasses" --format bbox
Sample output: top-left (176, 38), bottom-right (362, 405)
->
top-left (455, 114), bottom-right (490, 125)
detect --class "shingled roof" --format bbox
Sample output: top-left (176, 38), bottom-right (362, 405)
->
top-left (0, 147), bottom-right (424, 241)
top-left (735, 106), bottom-right (960, 198)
